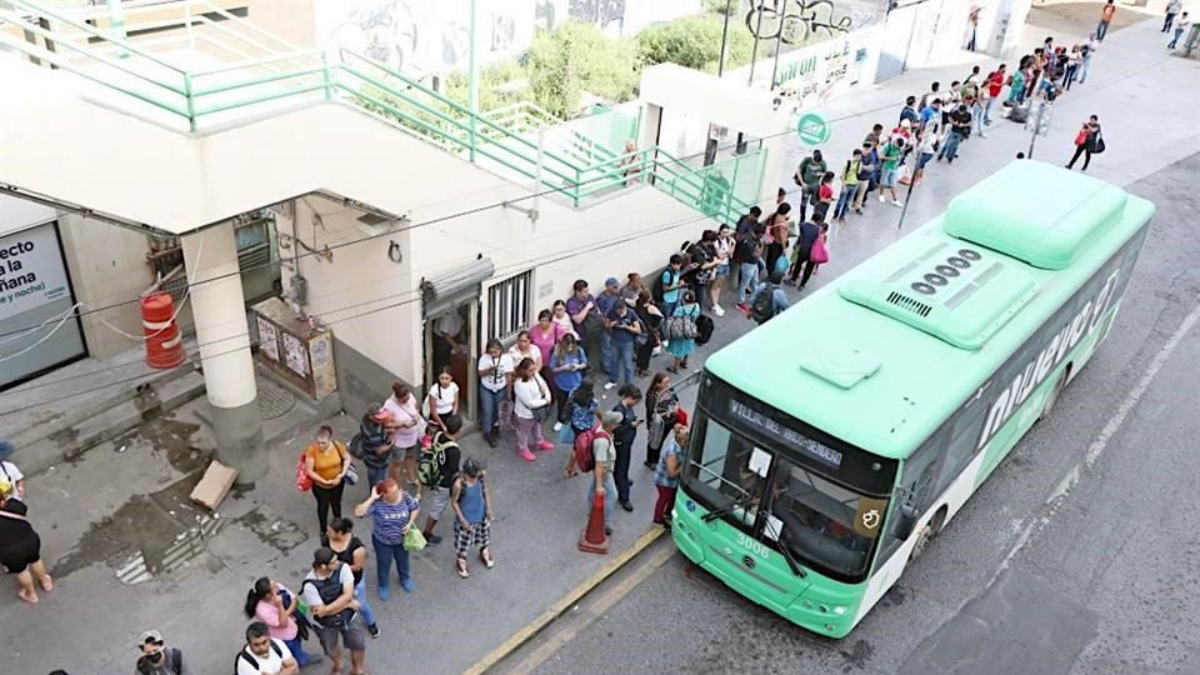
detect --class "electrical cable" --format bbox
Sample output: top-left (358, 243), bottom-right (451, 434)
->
top-left (0, 180), bottom-right (818, 398)
top-left (0, 98), bottom-right (897, 341)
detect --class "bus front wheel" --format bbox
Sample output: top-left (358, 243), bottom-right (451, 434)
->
top-left (909, 507), bottom-right (947, 561)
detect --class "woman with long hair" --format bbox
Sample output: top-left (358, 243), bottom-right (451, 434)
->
top-left (548, 334), bottom-right (588, 432)
top-left (325, 517), bottom-right (379, 638)
top-left (665, 290), bottom-right (700, 373)
top-left (244, 576), bottom-right (315, 663)
top-left (764, 202), bottom-right (793, 275)
top-left (634, 289), bottom-right (664, 378)
top-left (710, 224), bottom-right (734, 316)
top-left (304, 425), bottom-right (350, 534)
top-left (512, 357), bottom-right (554, 461)
top-left (644, 372), bottom-right (679, 469)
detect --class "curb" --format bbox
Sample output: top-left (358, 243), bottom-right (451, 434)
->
top-left (462, 527), bottom-right (666, 675)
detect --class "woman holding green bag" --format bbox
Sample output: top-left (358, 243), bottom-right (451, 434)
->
top-left (355, 478), bottom-right (420, 601)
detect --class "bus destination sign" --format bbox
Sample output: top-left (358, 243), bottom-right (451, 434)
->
top-left (728, 400), bottom-right (843, 469)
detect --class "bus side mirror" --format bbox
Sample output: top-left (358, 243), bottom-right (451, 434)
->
top-left (894, 505), bottom-right (920, 541)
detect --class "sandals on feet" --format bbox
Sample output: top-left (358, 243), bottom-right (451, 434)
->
top-left (40, 575), bottom-right (53, 592)
top-left (456, 557), bottom-right (470, 579)
top-left (480, 548), bottom-right (495, 569)
top-left (17, 588), bottom-right (38, 605)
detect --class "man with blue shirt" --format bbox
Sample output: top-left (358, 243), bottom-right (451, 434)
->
top-left (595, 277), bottom-right (623, 389)
top-left (918, 98), bottom-right (942, 137)
top-left (604, 301), bottom-right (640, 388)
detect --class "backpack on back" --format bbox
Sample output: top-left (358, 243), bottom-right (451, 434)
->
top-left (751, 284), bottom-right (777, 324)
top-left (234, 641), bottom-right (282, 675)
top-left (300, 576), bottom-right (354, 629)
top-left (572, 424), bottom-right (611, 473)
top-left (417, 431), bottom-right (453, 488)
top-left (695, 314), bottom-right (714, 346)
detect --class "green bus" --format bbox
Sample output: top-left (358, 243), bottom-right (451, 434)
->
top-left (671, 161), bottom-right (1155, 638)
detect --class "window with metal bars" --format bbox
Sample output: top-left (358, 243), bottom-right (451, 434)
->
top-left (486, 271), bottom-right (532, 342)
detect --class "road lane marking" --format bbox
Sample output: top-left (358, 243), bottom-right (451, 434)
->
top-left (462, 527), bottom-right (665, 675)
top-left (997, 301), bottom-right (1200, 575)
top-left (500, 539), bottom-right (677, 675)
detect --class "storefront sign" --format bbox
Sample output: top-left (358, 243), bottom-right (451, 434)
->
top-left (0, 222), bottom-right (85, 389)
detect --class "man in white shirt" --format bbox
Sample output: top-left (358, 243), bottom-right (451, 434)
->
top-left (235, 622), bottom-right (298, 675)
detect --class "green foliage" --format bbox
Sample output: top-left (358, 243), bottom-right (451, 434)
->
top-left (443, 59), bottom-right (527, 113)
top-left (703, 0), bottom-right (739, 17)
top-left (638, 14), bottom-right (754, 73)
top-left (527, 21), bottom-right (639, 119)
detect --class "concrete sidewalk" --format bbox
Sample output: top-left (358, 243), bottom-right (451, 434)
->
top-left (1, 12), bottom-right (1196, 675)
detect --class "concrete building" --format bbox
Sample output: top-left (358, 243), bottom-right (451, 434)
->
top-left (0, 0), bottom-right (1035, 473)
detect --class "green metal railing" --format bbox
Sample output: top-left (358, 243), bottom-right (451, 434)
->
top-left (0, 0), bottom-right (760, 223)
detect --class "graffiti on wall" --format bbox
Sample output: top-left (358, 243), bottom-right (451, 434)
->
top-left (746, 0), bottom-right (854, 45)
top-left (772, 35), bottom-right (866, 106)
top-left (568, 0), bottom-right (626, 34)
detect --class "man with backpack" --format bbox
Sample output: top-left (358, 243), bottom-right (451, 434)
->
top-left (563, 411), bottom-right (621, 536)
top-left (654, 255), bottom-right (686, 343)
top-left (134, 630), bottom-right (190, 675)
top-left (301, 548), bottom-right (366, 675)
top-left (235, 622), bottom-right (299, 675)
top-left (749, 271), bottom-right (791, 324)
top-left (418, 414), bottom-right (462, 545)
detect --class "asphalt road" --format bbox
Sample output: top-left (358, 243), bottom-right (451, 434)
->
top-left (525, 157), bottom-right (1200, 675)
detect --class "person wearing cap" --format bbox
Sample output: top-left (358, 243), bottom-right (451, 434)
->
top-left (566, 411), bottom-right (621, 535)
top-left (235, 621), bottom-right (299, 675)
top-left (300, 547), bottom-right (366, 675)
top-left (596, 276), bottom-right (623, 390)
top-left (133, 629), bottom-right (189, 675)
top-left (358, 404), bottom-right (394, 489)
top-left (450, 458), bottom-right (494, 578)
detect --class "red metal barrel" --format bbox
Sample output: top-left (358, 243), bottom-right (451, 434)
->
top-left (142, 292), bottom-right (186, 369)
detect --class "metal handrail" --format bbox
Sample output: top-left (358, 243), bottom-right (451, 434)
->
top-left (6, 0), bottom-right (186, 73)
top-left (2, 0), bottom-right (765, 218)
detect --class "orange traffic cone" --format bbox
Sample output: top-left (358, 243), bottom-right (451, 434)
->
top-left (578, 492), bottom-right (611, 555)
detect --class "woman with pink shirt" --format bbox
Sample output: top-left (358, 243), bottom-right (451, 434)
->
top-left (382, 381), bottom-right (423, 486)
top-left (529, 309), bottom-right (566, 391)
top-left (245, 576), bottom-right (313, 666)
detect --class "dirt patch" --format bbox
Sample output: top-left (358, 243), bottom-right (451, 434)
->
top-left (118, 414), bottom-right (212, 474)
top-left (235, 506), bottom-right (308, 553)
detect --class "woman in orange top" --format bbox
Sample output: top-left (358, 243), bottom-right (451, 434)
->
top-left (304, 425), bottom-right (350, 533)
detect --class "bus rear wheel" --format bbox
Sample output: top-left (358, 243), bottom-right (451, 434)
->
top-left (1040, 365), bottom-right (1072, 421)
top-left (909, 507), bottom-right (947, 561)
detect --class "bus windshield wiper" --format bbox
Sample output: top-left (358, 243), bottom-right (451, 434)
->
top-left (701, 490), bottom-right (752, 522)
top-left (763, 507), bottom-right (807, 578)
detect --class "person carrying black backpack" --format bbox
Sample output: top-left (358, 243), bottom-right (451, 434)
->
top-left (234, 622), bottom-right (299, 675)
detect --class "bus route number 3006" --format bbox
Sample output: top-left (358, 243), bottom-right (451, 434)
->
top-left (737, 532), bottom-right (772, 560)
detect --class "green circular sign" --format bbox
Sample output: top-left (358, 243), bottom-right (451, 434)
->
top-left (797, 112), bottom-right (831, 146)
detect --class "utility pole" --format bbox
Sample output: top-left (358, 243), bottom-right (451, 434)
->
top-left (718, 0), bottom-right (733, 77)
top-left (1026, 99), bottom-right (1052, 159)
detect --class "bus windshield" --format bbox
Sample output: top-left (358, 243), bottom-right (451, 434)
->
top-left (763, 458), bottom-right (882, 579)
top-left (682, 406), bottom-right (890, 581)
